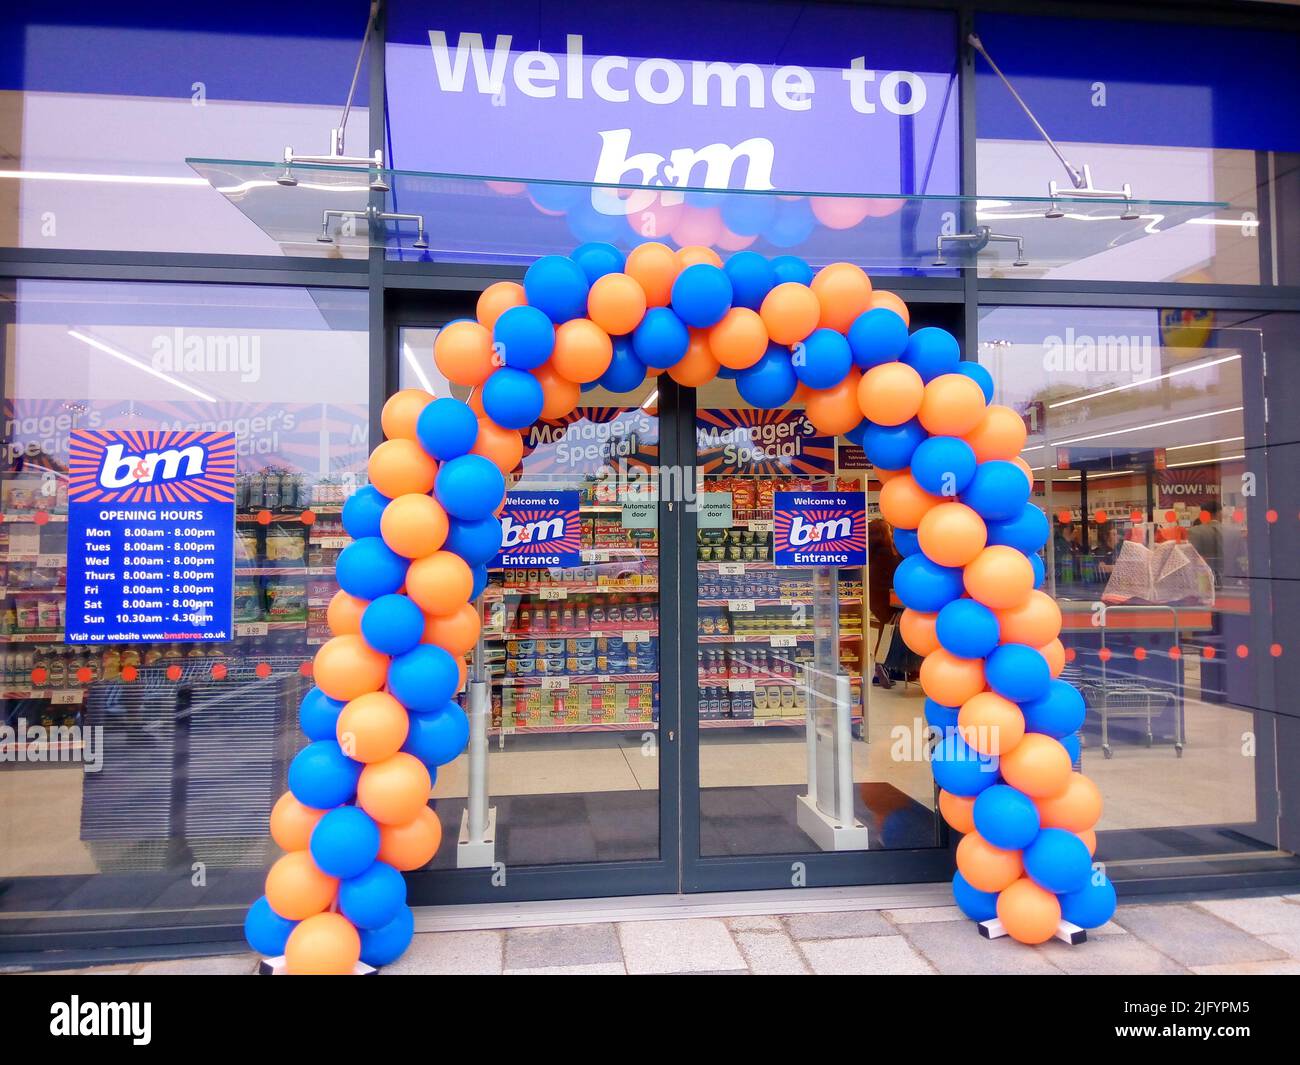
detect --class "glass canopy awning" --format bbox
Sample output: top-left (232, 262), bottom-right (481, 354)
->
top-left (187, 157), bottom-right (1229, 275)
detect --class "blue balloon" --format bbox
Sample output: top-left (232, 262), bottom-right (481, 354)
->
top-left (340, 860), bottom-right (408, 930)
top-left (443, 515), bottom-right (504, 567)
top-left (847, 307), bottom-right (910, 369)
top-left (310, 806), bottom-right (381, 880)
top-left (403, 703), bottom-right (471, 767)
top-left (973, 784), bottom-right (1041, 850)
top-left (763, 197), bottom-right (816, 247)
top-left (361, 593), bottom-right (425, 656)
top-left (911, 436), bottom-right (977, 497)
top-left (482, 366), bottom-right (544, 430)
top-left (961, 460), bottom-right (1031, 522)
top-left (245, 896), bottom-right (297, 956)
top-left (716, 363), bottom-right (739, 379)
top-left (288, 740), bottom-right (361, 810)
top-left (1060, 732), bottom-right (1081, 764)
top-left (951, 871), bottom-right (999, 922)
top-left (469, 562), bottom-right (489, 600)
top-left (632, 307), bottom-right (690, 369)
top-left (435, 454), bottom-right (506, 521)
top-left (337, 537), bottom-right (407, 600)
top-left (924, 698), bottom-right (959, 730)
top-left (894, 554), bottom-right (965, 612)
top-left (1021, 679), bottom-right (1087, 738)
top-left (931, 731), bottom-right (999, 797)
top-left (892, 527), bottom-right (920, 556)
top-left (342, 485), bottom-right (390, 539)
top-left (721, 195), bottom-right (778, 237)
top-left (526, 182), bottom-right (584, 214)
top-left (389, 644), bottom-right (459, 712)
top-left (956, 361), bottom-right (995, 403)
top-left (736, 345), bottom-right (798, 408)
top-left (299, 687), bottom-right (344, 742)
top-left (1030, 552), bottom-right (1046, 588)
top-left (416, 397), bottom-right (479, 462)
top-left (1024, 827), bottom-right (1093, 894)
top-left (493, 304), bottom-right (555, 370)
top-left (359, 904), bottom-right (415, 968)
top-left (936, 599), bottom-right (1000, 659)
top-left (567, 200), bottom-right (628, 244)
top-left (986, 503), bottom-right (1050, 553)
top-left (985, 643), bottom-right (1052, 703)
top-left (599, 339), bottom-right (648, 393)
top-left (723, 251), bottom-right (777, 309)
top-left (862, 418), bottom-right (927, 471)
top-left (844, 419), bottom-right (868, 446)
top-left (792, 328), bottom-right (852, 390)
top-left (901, 326), bottom-right (961, 382)
top-left (523, 254), bottom-right (589, 323)
top-left (770, 255), bottom-right (813, 286)
top-left (1059, 876), bottom-right (1116, 929)
top-left (671, 263), bottom-right (733, 328)
top-left (571, 241), bottom-right (625, 283)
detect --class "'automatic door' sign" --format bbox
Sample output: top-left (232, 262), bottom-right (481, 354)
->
top-left (64, 430), bottom-right (237, 643)
top-left (496, 491), bottom-right (582, 567)
top-left (774, 492), bottom-right (866, 567)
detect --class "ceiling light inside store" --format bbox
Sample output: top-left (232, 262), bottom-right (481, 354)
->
top-left (67, 330), bottom-right (217, 403)
top-left (402, 341), bottom-right (435, 393)
top-left (1048, 354), bottom-right (1242, 409)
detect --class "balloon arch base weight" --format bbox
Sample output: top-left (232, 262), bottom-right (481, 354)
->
top-left (257, 954), bottom-right (379, 976)
top-left (977, 918), bottom-right (1087, 947)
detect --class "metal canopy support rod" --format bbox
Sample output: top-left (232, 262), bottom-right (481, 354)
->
top-left (935, 226), bottom-right (1028, 268)
top-left (317, 207), bottom-right (429, 250)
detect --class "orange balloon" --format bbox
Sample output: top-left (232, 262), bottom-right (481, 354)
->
top-left (919, 648), bottom-right (986, 706)
top-left (964, 545), bottom-right (1035, 610)
top-left (917, 374), bottom-right (988, 436)
top-left (434, 320), bottom-right (496, 387)
top-left (875, 465), bottom-right (906, 483)
top-left (380, 493), bottom-right (450, 559)
top-left (326, 590), bottom-right (367, 636)
top-left (871, 290), bottom-right (910, 327)
top-left (381, 389), bottom-right (435, 441)
top-left (810, 262), bottom-right (873, 332)
top-left (708, 307), bottom-right (769, 370)
top-left (759, 282), bottom-right (820, 345)
top-left (405, 551), bottom-right (474, 616)
top-left (423, 602), bottom-right (482, 656)
top-left (803, 370), bottom-right (864, 436)
top-left (265, 850), bottom-right (338, 921)
top-left (1077, 828), bottom-right (1098, 856)
top-left (858, 362), bottom-right (925, 426)
top-left (956, 831), bottom-right (1023, 893)
top-left (917, 502), bottom-right (988, 567)
top-left (377, 804), bottom-right (443, 871)
top-left (313, 635), bottom-right (389, 702)
top-left (939, 790), bottom-right (977, 834)
top-left (336, 691), bottom-right (410, 764)
top-left (269, 792), bottom-right (326, 852)
top-left (958, 691), bottom-right (1026, 756)
top-left (368, 438), bottom-right (438, 498)
top-left (533, 360), bottom-right (582, 418)
top-left (285, 912), bottom-right (361, 976)
top-left (878, 473), bottom-right (941, 530)
top-left (997, 590), bottom-right (1062, 646)
top-left (587, 273), bottom-right (648, 336)
top-left (668, 330), bottom-right (721, 387)
top-left (1036, 772), bottom-right (1103, 832)
top-left (997, 877), bottom-right (1062, 945)
top-left (1000, 733), bottom-right (1072, 798)
top-left (676, 244), bottom-right (723, 269)
top-left (471, 418), bottom-right (524, 474)
top-left (899, 609), bottom-right (940, 655)
top-left (551, 318), bottom-right (614, 384)
top-left (1039, 638), bottom-right (1066, 678)
top-left (965, 404), bottom-right (1028, 462)
top-left (625, 242), bottom-right (680, 307)
top-left (357, 752), bottom-right (433, 826)
top-left (476, 281), bottom-right (526, 331)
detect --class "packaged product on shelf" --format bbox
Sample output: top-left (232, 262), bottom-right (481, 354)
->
top-left (233, 578), bottom-right (263, 622)
top-left (266, 525), bottom-right (307, 566)
top-left (265, 577), bottom-right (307, 622)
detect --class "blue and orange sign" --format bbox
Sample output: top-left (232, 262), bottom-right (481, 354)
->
top-left (65, 430), bottom-right (237, 643)
top-left (495, 491), bottom-right (582, 568)
top-left (774, 492), bottom-right (866, 567)
top-left (697, 409), bottom-right (835, 476)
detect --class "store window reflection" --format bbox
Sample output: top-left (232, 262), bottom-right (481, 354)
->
top-left (0, 280), bottom-right (368, 915)
top-left (977, 304), bottom-right (1281, 869)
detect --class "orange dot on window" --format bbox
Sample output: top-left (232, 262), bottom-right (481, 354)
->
top-left (121, 666), bottom-right (138, 682)
top-left (30, 667), bottom-right (48, 685)
top-left (75, 667), bottom-right (92, 683)
top-left (1057, 509), bottom-right (1072, 525)
top-left (1270, 643), bottom-right (1283, 658)
top-left (211, 663), bottom-right (228, 681)
top-left (1169, 646), bottom-right (1182, 660)
top-left (33, 511), bottom-right (49, 526)
top-left (166, 665), bottom-right (182, 681)
top-left (1202, 646), bottom-right (1216, 660)
top-left (1134, 647), bottom-right (1147, 661)
top-left (1266, 509), bottom-right (1278, 524)
top-left (1236, 644), bottom-right (1249, 659)
top-left (1064, 647), bottom-right (1077, 663)
top-left (1199, 510), bottom-right (1212, 524)
top-left (1164, 510), bottom-right (1177, 524)
top-left (1093, 509), bottom-right (1108, 525)
top-left (1129, 510), bottom-right (1143, 523)
top-left (1098, 647), bottom-right (1112, 662)
top-left (298, 661), bottom-right (313, 677)
top-left (255, 662), bottom-right (272, 678)
top-left (300, 510), bottom-right (316, 526)
top-left (256, 510), bottom-right (272, 525)
top-left (1232, 508), bottom-right (1246, 524)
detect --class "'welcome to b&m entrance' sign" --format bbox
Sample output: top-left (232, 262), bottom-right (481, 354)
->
top-left (496, 491), bottom-right (582, 567)
top-left (773, 492), bottom-right (866, 567)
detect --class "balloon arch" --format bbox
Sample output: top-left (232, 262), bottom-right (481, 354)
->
top-left (245, 243), bottom-right (1116, 974)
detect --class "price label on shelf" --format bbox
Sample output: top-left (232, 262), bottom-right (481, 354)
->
top-left (37, 555), bottom-right (64, 569)
top-left (746, 520), bottom-right (774, 534)
top-left (582, 549), bottom-right (611, 563)
top-left (718, 562), bottom-right (745, 576)
top-left (727, 679), bottom-right (756, 693)
top-left (312, 536), bottom-right (350, 550)
top-left (236, 622), bottom-right (269, 637)
top-left (51, 690), bottom-right (83, 705)
top-left (540, 676), bottom-right (571, 692)
top-left (770, 635), bottom-right (797, 648)
top-left (622, 630), bottom-right (651, 644)
top-left (539, 586), bottom-right (568, 601)
top-left (728, 598), bottom-right (756, 612)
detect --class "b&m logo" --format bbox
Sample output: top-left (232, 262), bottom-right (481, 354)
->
top-left (774, 491), bottom-right (866, 568)
top-left (67, 430), bottom-right (237, 504)
top-left (496, 491), bottom-right (581, 568)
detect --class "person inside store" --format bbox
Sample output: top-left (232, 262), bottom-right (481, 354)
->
top-left (1188, 500), bottom-right (1223, 583)
top-left (1093, 523), bottom-right (1123, 581)
top-left (1053, 520), bottom-right (1081, 586)
top-left (868, 518), bottom-right (903, 689)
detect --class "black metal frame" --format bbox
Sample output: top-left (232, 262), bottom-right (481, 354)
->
top-left (3, 0), bottom-right (1300, 955)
